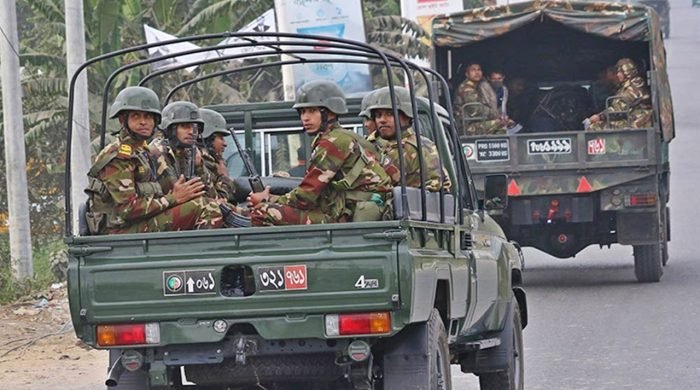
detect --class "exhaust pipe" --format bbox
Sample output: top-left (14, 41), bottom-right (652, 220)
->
top-left (105, 356), bottom-right (125, 387)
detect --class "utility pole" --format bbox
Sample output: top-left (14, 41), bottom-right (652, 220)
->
top-left (65, 0), bottom-right (90, 235)
top-left (0, 0), bottom-right (33, 278)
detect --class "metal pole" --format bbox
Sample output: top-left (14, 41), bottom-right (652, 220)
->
top-left (0, 0), bottom-right (33, 278)
top-left (65, 0), bottom-right (90, 236)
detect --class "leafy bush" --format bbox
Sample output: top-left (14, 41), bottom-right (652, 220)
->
top-left (0, 238), bottom-right (64, 304)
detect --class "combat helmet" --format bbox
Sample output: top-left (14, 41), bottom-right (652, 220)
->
top-left (160, 101), bottom-right (204, 131)
top-left (108, 86), bottom-right (161, 124)
top-left (616, 58), bottom-right (639, 79)
top-left (293, 80), bottom-right (348, 114)
top-left (359, 90), bottom-right (377, 119)
top-left (366, 86), bottom-right (414, 119)
top-left (199, 108), bottom-right (229, 140)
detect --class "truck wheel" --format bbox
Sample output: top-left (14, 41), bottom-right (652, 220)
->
top-left (633, 244), bottom-right (663, 283)
top-left (106, 349), bottom-right (149, 390)
top-left (382, 308), bottom-right (451, 390)
top-left (478, 302), bottom-right (524, 390)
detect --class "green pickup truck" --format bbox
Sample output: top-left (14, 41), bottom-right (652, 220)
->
top-left (433, 1), bottom-right (674, 282)
top-left (65, 33), bottom-right (527, 389)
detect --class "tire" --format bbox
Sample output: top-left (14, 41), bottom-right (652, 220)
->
top-left (107, 349), bottom-right (149, 390)
top-left (634, 244), bottom-right (663, 283)
top-left (661, 205), bottom-right (670, 266)
top-left (382, 308), bottom-right (451, 390)
top-left (428, 309), bottom-right (452, 390)
top-left (478, 302), bottom-right (524, 390)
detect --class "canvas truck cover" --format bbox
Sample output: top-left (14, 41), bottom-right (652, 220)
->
top-left (432, 0), bottom-right (674, 142)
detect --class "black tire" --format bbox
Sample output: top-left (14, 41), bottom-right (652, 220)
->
top-left (661, 205), bottom-right (670, 266)
top-left (382, 308), bottom-right (451, 390)
top-left (107, 349), bottom-right (149, 390)
top-left (634, 244), bottom-right (663, 283)
top-left (479, 302), bottom-right (524, 390)
top-left (428, 309), bottom-right (452, 390)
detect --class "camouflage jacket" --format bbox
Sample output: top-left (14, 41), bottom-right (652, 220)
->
top-left (453, 79), bottom-right (507, 135)
top-left (201, 148), bottom-right (238, 202)
top-left (149, 138), bottom-right (218, 198)
top-left (85, 129), bottom-right (176, 231)
top-left (368, 127), bottom-right (451, 192)
top-left (597, 76), bottom-right (653, 129)
top-left (275, 123), bottom-right (392, 219)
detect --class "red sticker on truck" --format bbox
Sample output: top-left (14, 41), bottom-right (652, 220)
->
top-left (587, 138), bottom-right (606, 155)
top-left (258, 265), bottom-right (307, 291)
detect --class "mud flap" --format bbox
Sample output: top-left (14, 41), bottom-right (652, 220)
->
top-left (382, 322), bottom-right (431, 389)
top-left (460, 300), bottom-right (516, 374)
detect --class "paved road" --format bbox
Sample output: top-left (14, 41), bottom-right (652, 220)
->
top-left (453, 2), bottom-right (700, 388)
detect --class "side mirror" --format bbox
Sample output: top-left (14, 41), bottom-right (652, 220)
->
top-left (484, 174), bottom-right (508, 211)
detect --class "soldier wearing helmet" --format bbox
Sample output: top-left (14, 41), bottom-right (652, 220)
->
top-left (84, 87), bottom-right (224, 234)
top-left (248, 80), bottom-right (392, 225)
top-left (366, 86), bottom-right (451, 192)
top-left (453, 62), bottom-right (509, 135)
top-left (587, 58), bottom-right (653, 130)
top-left (198, 108), bottom-right (239, 202)
top-left (359, 90), bottom-right (378, 136)
top-left (149, 101), bottom-right (218, 198)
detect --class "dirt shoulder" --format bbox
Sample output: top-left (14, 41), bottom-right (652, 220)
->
top-left (0, 284), bottom-right (106, 389)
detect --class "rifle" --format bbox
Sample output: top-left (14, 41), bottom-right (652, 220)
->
top-left (228, 128), bottom-right (265, 193)
top-left (184, 144), bottom-right (196, 180)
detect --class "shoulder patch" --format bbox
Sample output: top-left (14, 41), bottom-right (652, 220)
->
top-left (117, 144), bottom-right (133, 159)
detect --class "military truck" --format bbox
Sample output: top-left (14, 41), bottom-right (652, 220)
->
top-left (65, 33), bottom-right (527, 389)
top-left (432, 1), bottom-right (674, 282)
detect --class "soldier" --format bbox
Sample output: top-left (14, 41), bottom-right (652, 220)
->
top-left (150, 101), bottom-right (218, 198)
top-left (84, 86), bottom-right (224, 234)
top-left (488, 69), bottom-right (509, 117)
top-left (453, 62), bottom-right (509, 135)
top-left (359, 90), bottom-right (378, 137)
top-left (366, 86), bottom-right (451, 192)
top-left (199, 108), bottom-right (239, 203)
top-left (248, 80), bottom-right (393, 226)
top-left (587, 58), bottom-right (653, 130)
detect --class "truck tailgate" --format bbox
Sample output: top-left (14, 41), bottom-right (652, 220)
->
top-left (69, 222), bottom-right (401, 325)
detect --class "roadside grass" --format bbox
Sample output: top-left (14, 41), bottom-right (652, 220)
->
top-left (0, 237), bottom-right (64, 304)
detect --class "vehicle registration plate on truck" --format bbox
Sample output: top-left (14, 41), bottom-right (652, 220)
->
top-left (257, 265), bottom-right (308, 291)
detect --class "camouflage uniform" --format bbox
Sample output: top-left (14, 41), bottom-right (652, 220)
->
top-left (201, 151), bottom-right (237, 202)
top-left (368, 127), bottom-right (450, 192)
top-left (591, 58), bottom-right (653, 130)
top-left (149, 102), bottom-right (218, 199)
top-left (200, 108), bottom-right (239, 203)
top-left (453, 79), bottom-right (507, 135)
top-left (366, 87), bottom-right (452, 192)
top-left (85, 89), bottom-right (224, 234)
top-left (253, 81), bottom-right (393, 226)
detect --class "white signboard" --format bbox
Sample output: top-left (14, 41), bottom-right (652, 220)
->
top-left (274, 0), bottom-right (372, 99)
top-left (143, 24), bottom-right (210, 72)
top-left (401, 0), bottom-right (463, 35)
top-left (216, 9), bottom-right (278, 59)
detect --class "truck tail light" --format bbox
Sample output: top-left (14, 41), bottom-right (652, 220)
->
top-left (97, 323), bottom-right (160, 347)
top-left (625, 193), bottom-right (656, 207)
top-left (325, 312), bottom-right (391, 336)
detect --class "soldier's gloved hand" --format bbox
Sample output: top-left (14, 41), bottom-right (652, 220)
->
top-left (589, 114), bottom-right (601, 124)
top-left (172, 175), bottom-right (206, 204)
